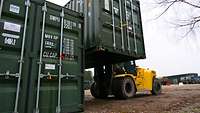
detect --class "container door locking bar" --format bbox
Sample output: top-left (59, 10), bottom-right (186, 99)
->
top-left (56, 8), bottom-right (64, 113)
top-left (130, 0), bottom-right (137, 53)
top-left (35, 2), bottom-right (47, 113)
top-left (84, 0), bottom-right (88, 48)
top-left (125, 1), bottom-right (131, 52)
top-left (111, 0), bottom-right (116, 49)
top-left (0, 0), bottom-right (4, 18)
top-left (13, 1), bottom-right (31, 113)
top-left (119, 0), bottom-right (124, 51)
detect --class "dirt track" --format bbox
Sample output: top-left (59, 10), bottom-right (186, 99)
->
top-left (84, 84), bottom-right (200, 113)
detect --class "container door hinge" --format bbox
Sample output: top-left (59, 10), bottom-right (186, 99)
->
top-left (0, 71), bottom-right (20, 78)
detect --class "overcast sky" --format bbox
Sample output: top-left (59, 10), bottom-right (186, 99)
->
top-left (137, 0), bottom-right (200, 76)
top-left (47, 0), bottom-right (200, 77)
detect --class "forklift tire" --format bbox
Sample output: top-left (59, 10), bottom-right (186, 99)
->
top-left (90, 82), bottom-right (99, 98)
top-left (151, 78), bottom-right (162, 95)
top-left (113, 77), bottom-right (136, 99)
top-left (90, 82), bottom-right (108, 99)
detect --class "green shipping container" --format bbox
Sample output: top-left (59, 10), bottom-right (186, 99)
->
top-left (0, 0), bottom-right (34, 113)
top-left (65, 0), bottom-right (145, 68)
top-left (0, 0), bottom-right (84, 113)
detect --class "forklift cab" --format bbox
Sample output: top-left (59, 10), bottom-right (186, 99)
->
top-left (113, 61), bottom-right (137, 75)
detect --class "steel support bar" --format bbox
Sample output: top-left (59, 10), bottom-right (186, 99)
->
top-left (125, 1), bottom-right (130, 52)
top-left (111, 0), bottom-right (116, 49)
top-left (35, 2), bottom-right (47, 113)
top-left (0, 0), bottom-right (4, 18)
top-left (119, 0), bottom-right (124, 51)
top-left (56, 8), bottom-right (64, 113)
top-left (130, 0), bottom-right (137, 53)
top-left (13, 1), bottom-right (30, 113)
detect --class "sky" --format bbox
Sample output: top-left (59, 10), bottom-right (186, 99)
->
top-left (47, 0), bottom-right (69, 6)
top-left (137, 0), bottom-right (200, 76)
top-left (47, 0), bottom-right (200, 77)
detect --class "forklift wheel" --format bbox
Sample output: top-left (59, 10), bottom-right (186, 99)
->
top-left (151, 78), bottom-right (162, 95)
top-left (113, 77), bottom-right (136, 99)
top-left (90, 82), bottom-right (99, 98)
top-left (90, 82), bottom-right (108, 99)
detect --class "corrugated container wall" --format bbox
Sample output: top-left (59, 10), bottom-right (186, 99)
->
top-left (65, 0), bottom-right (84, 13)
top-left (0, 0), bottom-right (84, 113)
top-left (65, 0), bottom-right (146, 68)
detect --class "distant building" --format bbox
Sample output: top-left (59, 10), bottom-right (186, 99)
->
top-left (163, 73), bottom-right (198, 84)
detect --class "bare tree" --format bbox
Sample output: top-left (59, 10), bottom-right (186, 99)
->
top-left (154, 0), bottom-right (200, 36)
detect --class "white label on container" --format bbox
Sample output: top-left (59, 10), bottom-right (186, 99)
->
top-left (4, 37), bottom-right (16, 45)
top-left (50, 15), bottom-right (60, 23)
top-left (10, 4), bottom-right (20, 14)
top-left (4, 22), bottom-right (21, 33)
top-left (45, 34), bottom-right (59, 40)
top-left (2, 33), bottom-right (20, 39)
top-left (64, 20), bottom-right (73, 30)
top-left (44, 41), bottom-right (55, 49)
top-left (104, 0), bottom-right (110, 10)
top-left (43, 51), bottom-right (58, 58)
top-left (45, 64), bottom-right (56, 70)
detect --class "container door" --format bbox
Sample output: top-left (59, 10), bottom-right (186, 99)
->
top-left (100, 0), bottom-right (125, 51)
top-left (27, 2), bottom-right (84, 113)
top-left (0, 0), bottom-right (31, 113)
top-left (125, 0), bottom-right (145, 57)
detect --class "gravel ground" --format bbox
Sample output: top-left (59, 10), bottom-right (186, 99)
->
top-left (84, 84), bottom-right (200, 113)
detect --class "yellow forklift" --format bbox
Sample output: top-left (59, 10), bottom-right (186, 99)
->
top-left (90, 61), bottom-right (162, 99)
